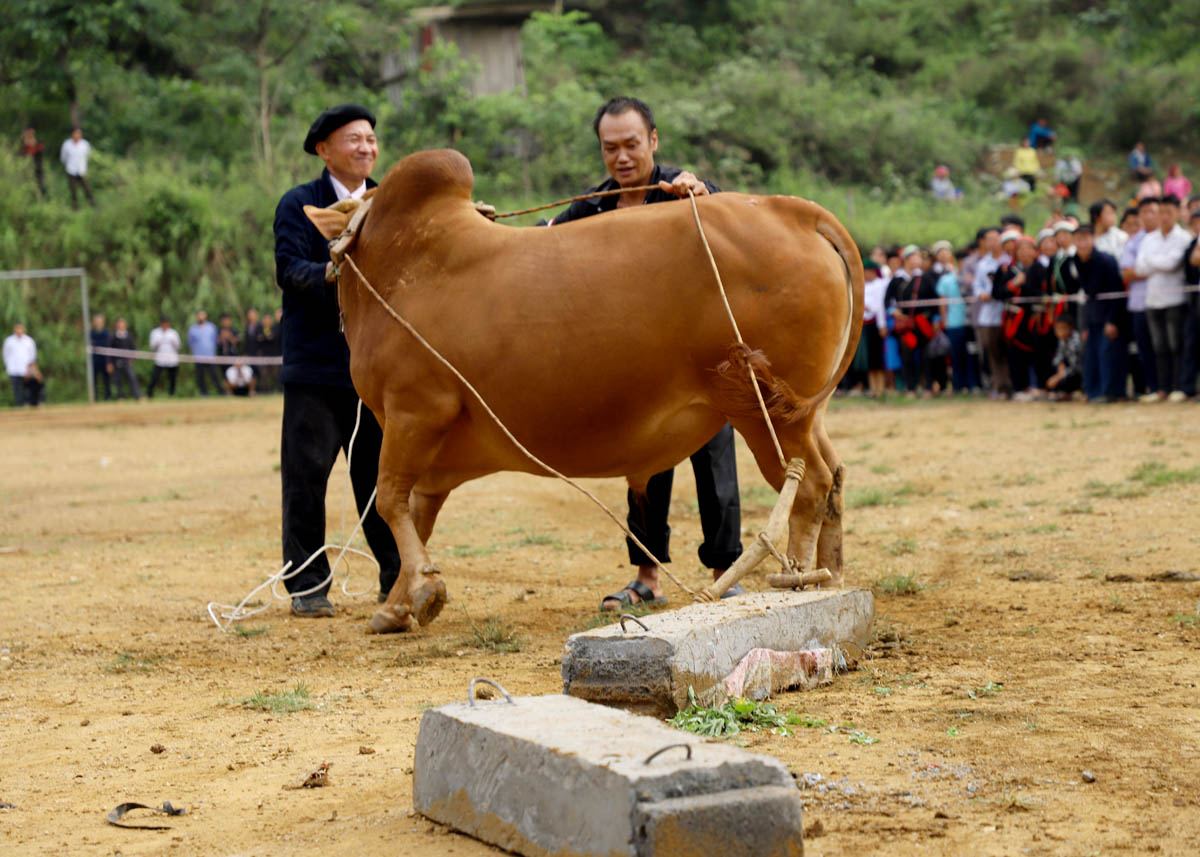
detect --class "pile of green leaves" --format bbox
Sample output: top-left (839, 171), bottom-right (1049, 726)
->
top-left (668, 688), bottom-right (824, 737)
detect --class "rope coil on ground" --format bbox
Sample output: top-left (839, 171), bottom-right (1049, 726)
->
top-left (206, 400), bottom-right (379, 631)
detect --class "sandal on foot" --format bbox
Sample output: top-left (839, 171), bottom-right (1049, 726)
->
top-left (720, 583), bottom-right (746, 599)
top-left (600, 579), bottom-right (667, 611)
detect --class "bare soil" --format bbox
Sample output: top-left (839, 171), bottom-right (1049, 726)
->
top-left (2, 395), bottom-right (1199, 856)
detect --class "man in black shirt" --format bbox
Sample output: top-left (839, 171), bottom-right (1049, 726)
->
top-left (553, 96), bottom-right (743, 610)
top-left (272, 103), bottom-right (401, 618)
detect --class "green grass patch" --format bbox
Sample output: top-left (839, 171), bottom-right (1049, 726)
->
top-left (574, 601), bottom-right (656, 632)
top-left (969, 498), bottom-right (1000, 510)
top-left (743, 484), bottom-right (780, 506)
top-left (508, 528), bottom-right (563, 548)
top-left (846, 482), bottom-right (927, 509)
top-left (447, 543), bottom-right (501, 558)
top-left (104, 650), bottom-right (163, 673)
top-left (874, 572), bottom-right (921, 595)
top-left (1128, 461), bottom-right (1200, 488)
top-left (668, 689), bottom-right (823, 737)
top-left (240, 683), bottom-right (315, 714)
top-left (869, 464), bottom-right (893, 475)
top-left (967, 681), bottom-right (1004, 699)
top-left (461, 612), bottom-right (521, 653)
top-left (1170, 604), bottom-right (1200, 627)
top-left (1084, 479), bottom-right (1147, 500)
top-left (884, 538), bottom-right (917, 556)
top-left (390, 643), bottom-right (457, 667)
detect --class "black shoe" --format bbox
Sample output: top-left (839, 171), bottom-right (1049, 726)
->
top-left (291, 594), bottom-right (334, 617)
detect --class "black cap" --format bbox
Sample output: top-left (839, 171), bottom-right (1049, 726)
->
top-left (303, 103), bottom-right (376, 155)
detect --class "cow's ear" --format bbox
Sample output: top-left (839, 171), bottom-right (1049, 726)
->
top-left (304, 205), bottom-right (349, 240)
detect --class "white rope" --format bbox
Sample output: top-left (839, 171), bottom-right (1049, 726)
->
top-left (206, 399), bottom-right (381, 631)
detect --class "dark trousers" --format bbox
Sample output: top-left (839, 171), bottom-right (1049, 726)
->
top-left (113, 362), bottom-right (141, 399)
top-left (9, 375), bottom-right (26, 406)
top-left (1084, 324), bottom-right (1127, 400)
top-left (978, 326), bottom-right (1011, 395)
top-left (281, 382), bottom-right (400, 596)
top-left (898, 341), bottom-right (929, 391)
top-left (1008, 344), bottom-right (1035, 392)
top-left (147, 365), bottom-right (177, 397)
top-left (626, 423), bottom-right (742, 570)
top-left (194, 362), bottom-right (222, 396)
top-left (1181, 294), bottom-right (1200, 397)
top-left (946, 327), bottom-right (977, 391)
top-left (67, 173), bottom-right (94, 208)
top-left (93, 364), bottom-right (111, 400)
top-left (1131, 310), bottom-right (1158, 393)
top-left (1146, 304), bottom-right (1187, 393)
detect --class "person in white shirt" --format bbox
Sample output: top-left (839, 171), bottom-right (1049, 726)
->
top-left (60, 127), bottom-right (95, 209)
top-left (224, 360), bottom-right (256, 397)
top-left (3, 323), bottom-right (37, 407)
top-left (146, 316), bottom-right (181, 397)
top-left (1135, 194), bottom-right (1192, 400)
top-left (972, 226), bottom-right (1012, 397)
top-left (1091, 199), bottom-right (1128, 260)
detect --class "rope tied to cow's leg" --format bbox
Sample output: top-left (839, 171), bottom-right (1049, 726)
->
top-left (340, 252), bottom-right (695, 598)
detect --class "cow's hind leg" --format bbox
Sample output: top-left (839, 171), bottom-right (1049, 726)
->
top-left (370, 414), bottom-right (453, 634)
top-left (812, 403), bottom-right (846, 586)
top-left (728, 415), bottom-right (834, 579)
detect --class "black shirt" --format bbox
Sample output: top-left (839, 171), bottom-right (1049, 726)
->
top-left (273, 169), bottom-right (377, 387)
top-left (550, 164), bottom-right (719, 224)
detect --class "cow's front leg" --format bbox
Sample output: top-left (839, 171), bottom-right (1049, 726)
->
top-left (369, 415), bottom-right (452, 634)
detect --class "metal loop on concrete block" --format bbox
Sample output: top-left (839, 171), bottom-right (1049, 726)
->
top-left (644, 743), bottom-right (693, 765)
top-left (467, 677), bottom-right (514, 707)
top-left (619, 614), bottom-right (650, 634)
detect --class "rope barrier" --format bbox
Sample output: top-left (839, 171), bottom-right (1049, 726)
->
top-left (89, 345), bottom-right (282, 366)
top-left (879, 282), bottom-right (1200, 311)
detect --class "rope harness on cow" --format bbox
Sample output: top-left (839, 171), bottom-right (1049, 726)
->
top-left (339, 183), bottom-right (804, 600)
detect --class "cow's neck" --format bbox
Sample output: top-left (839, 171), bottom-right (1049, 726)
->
top-left (616, 189), bottom-right (648, 208)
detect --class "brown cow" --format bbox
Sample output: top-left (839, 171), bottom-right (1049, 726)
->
top-left (306, 149), bottom-right (863, 633)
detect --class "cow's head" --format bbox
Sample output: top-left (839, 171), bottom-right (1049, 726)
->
top-left (304, 192), bottom-right (374, 262)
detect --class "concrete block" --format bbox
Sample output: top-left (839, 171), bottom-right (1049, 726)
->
top-left (562, 588), bottom-right (874, 715)
top-left (413, 691), bottom-right (803, 857)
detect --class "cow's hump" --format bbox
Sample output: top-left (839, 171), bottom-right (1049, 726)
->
top-left (378, 149), bottom-right (474, 211)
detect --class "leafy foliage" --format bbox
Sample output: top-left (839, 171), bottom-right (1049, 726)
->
top-left (668, 687), bottom-right (821, 737)
top-left (3, 2), bottom-right (1198, 399)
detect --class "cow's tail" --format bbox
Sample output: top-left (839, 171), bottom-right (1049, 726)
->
top-left (714, 209), bottom-right (863, 424)
top-left (813, 212), bottom-right (865, 401)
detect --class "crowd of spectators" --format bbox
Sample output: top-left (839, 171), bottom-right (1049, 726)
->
top-left (83, 306), bottom-right (282, 403)
top-left (845, 193), bottom-right (1200, 404)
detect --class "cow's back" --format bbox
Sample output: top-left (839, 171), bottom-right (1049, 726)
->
top-left (341, 150), bottom-right (861, 482)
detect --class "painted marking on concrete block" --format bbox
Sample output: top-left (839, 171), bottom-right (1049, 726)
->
top-left (413, 692), bottom-right (803, 857)
top-left (563, 588), bottom-right (874, 714)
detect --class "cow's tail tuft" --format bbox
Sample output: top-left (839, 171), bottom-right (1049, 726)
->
top-left (713, 344), bottom-right (810, 424)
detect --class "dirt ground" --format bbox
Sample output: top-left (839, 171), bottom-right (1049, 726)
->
top-left (2, 394), bottom-right (1198, 856)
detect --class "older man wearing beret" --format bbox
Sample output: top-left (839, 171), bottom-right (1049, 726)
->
top-left (273, 103), bottom-right (401, 618)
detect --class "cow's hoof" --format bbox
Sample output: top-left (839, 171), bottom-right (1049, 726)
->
top-left (368, 604), bottom-right (414, 634)
top-left (411, 577), bottom-right (448, 627)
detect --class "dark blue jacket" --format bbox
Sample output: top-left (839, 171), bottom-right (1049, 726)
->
top-left (1063, 249), bottom-right (1123, 329)
top-left (89, 327), bottom-right (110, 370)
top-left (550, 164), bottom-right (718, 224)
top-left (273, 169), bottom-right (376, 387)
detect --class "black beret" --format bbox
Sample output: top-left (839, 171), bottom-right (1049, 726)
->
top-left (303, 103), bottom-right (376, 155)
